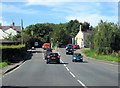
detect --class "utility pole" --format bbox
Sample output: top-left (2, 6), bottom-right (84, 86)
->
top-left (21, 19), bottom-right (24, 44)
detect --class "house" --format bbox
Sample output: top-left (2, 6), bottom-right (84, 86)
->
top-left (0, 29), bottom-right (9, 39)
top-left (75, 25), bottom-right (95, 48)
top-left (0, 22), bottom-right (21, 40)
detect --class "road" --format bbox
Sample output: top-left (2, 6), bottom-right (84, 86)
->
top-left (2, 48), bottom-right (119, 87)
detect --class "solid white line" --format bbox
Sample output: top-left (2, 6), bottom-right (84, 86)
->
top-left (77, 80), bottom-right (86, 87)
top-left (66, 67), bottom-right (70, 71)
top-left (3, 61), bottom-right (26, 77)
top-left (70, 72), bottom-right (76, 78)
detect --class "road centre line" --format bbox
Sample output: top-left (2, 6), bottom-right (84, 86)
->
top-left (77, 80), bottom-right (86, 87)
top-left (64, 64), bottom-right (66, 67)
top-left (70, 72), bottom-right (76, 78)
top-left (66, 67), bottom-right (70, 71)
top-left (61, 59), bottom-right (87, 88)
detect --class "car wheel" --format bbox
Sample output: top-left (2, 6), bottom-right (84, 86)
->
top-left (72, 60), bottom-right (74, 62)
top-left (57, 61), bottom-right (60, 64)
top-left (46, 60), bottom-right (49, 64)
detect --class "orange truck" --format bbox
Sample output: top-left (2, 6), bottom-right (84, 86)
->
top-left (42, 43), bottom-right (51, 50)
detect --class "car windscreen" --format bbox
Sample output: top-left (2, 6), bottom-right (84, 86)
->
top-left (49, 53), bottom-right (58, 56)
top-left (73, 53), bottom-right (81, 56)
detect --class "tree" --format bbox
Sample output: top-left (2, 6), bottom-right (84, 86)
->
top-left (94, 21), bottom-right (120, 54)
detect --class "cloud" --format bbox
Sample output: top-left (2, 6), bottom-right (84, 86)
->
top-left (26, 0), bottom-right (119, 6)
top-left (65, 14), bottom-right (118, 27)
top-left (0, 17), bottom-right (9, 26)
top-left (1, 3), bottom-right (38, 14)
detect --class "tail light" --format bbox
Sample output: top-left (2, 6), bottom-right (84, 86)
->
top-left (47, 56), bottom-right (51, 58)
top-left (57, 56), bottom-right (60, 58)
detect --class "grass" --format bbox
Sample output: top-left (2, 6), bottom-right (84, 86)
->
top-left (0, 44), bottom-right (25, 49)
top-left (82, 48), bottom-right (120, 62)
top-left (0, 62), bottom-right (8, 69)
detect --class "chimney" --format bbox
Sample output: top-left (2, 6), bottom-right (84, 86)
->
top-left (11, 21), bottom-right (15, 26)
top-left (79, 25), bottom-right (82, 31)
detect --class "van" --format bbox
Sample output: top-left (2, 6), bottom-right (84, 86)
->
top-left (42, 43), bottom-right (50, 50)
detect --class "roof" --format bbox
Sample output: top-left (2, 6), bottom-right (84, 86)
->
top-left (83, 30), bottom-right (96, 33)
top-left (2, 26), bottom-right (21, 31)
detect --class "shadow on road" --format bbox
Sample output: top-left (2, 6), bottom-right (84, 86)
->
top-left (30, 50), bottom-right (43, 53)
top-left (48, 62), bottom-right (69, 64)
top-left (74, 60), bottom-right (88, 63)
top-left (2, 86), bottom-right (28, 88)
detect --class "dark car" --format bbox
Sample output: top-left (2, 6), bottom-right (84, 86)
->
top-left (72, 53), bottom-right (83, 62)
top-left (44, 51), bottom-right (51, 60)
top-left (46, 48), bottom-right (52, 52)
top-left (66, 48), bottom-right (74, 55)
top-left (46, 52), bottom-right (60, 64)
top-left (66, 44), bottom-right (73, 49)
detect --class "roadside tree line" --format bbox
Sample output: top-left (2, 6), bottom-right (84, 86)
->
top-left (12, 20), bottom-right (92, 48)
top-left (86, 20), bottom-right (120, 56)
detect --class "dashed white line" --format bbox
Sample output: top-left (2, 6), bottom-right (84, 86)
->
top-left (57, 51), bottom-right (87, 88)
top-left (70, 72), bottom-right (76, 78)
top-left (64, 64), bottom-right (66, 67)
top-left (60, 59), bottom-right (64, 63)
top-left (66, 67), bottom-right (70, 71)
top-left (77, 80), bottom-right (86, 87)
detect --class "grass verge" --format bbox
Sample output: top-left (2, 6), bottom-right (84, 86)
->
top-left (0, 62), bottom-right (8, 69)
top-left (82, 48), bottom-right (120, 62)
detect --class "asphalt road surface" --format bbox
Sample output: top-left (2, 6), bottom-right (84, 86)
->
top-left (2, 48), bottom-right (119, 88)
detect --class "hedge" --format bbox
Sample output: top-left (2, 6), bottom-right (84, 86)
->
top-left (1, 44), bottom-right (27, 63)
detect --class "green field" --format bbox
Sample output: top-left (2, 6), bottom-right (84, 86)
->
top-left (82, 48), bottom-right (120, 62)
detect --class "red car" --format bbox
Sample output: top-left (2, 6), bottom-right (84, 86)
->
top-left (73, 45), bottom-right (80, 49)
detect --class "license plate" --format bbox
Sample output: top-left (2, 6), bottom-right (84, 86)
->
top-left (52, 57), bottom-right (56, 59)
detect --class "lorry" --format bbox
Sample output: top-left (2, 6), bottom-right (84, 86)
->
top-left (42, 43), bottom-right (51, 50)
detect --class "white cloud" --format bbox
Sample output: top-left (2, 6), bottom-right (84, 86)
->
top-left (65, 14), bottom-right (118, 27)
top-left (2, 3), bottom-right (38, 14)
top-left (0, 17), bottom-right (9, 26)
top-left (26, 0), bottom-right (119, 6)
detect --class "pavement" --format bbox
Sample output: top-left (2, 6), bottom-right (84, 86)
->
top-left (0, 51), bottom-right (32, 75)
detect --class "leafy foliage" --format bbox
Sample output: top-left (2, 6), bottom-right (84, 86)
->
top-left (86, 20), bottom-right (120, 55)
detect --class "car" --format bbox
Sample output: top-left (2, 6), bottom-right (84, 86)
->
top-left (72, 53), bottom-right (83, 62)
top-left (46, 48), bottom-right (52, 52)
top-left (66, 44), bottom-right (73, 49)
top-left (31, 47), bottom-right (35, 50)
top-left (44, 51), bottom-right (51, 60)
top-left (66, 48), bottom-right (74, 55)
top-left (46, 52), bottom-right (60, 64)
top-left (73, 45), bottom-right (80, 49)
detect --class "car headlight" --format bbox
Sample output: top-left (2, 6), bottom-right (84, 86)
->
top-left (73, 57), bottom-right (76, 59)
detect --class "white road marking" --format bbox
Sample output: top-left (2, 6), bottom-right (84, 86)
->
top-left (55, 50), bottom-right (87, 88)
top-left (66, 67), bottom-right (70, 71)
top-left (3, 61), bottom-right (27, 77)
top-left (70, 72), bottom-right (76, 78)
top-left (64, 64), bottom-right (66, 67)
top-left (77, 80), bottom-right (86, 87)
top-left (60, 59), bottom-right (64, 63)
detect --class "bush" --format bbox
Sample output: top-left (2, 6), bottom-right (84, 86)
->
top-left (1, 44), bottom-right (27, 63)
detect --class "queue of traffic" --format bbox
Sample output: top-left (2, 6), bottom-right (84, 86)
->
top-left (42, 43), bottom-right (83, 64)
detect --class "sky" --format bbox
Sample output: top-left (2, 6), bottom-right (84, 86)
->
top-left (0, 0), bottom-right (119, 28)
